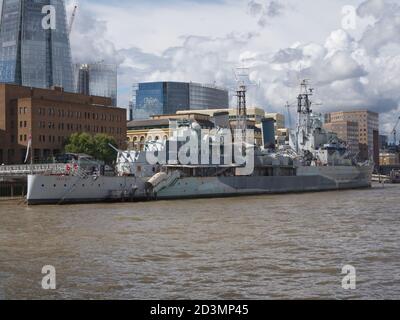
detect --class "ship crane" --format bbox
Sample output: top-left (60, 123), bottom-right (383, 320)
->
top-left (391, 116), bottom-right (400, 146)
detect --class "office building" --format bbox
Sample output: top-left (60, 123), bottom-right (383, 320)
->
top-left (265, 113), bottom-right (288, 145)
top-left (0, 0), bottom-right (74, 92)
top-left (379, 135), bottom-right (389, 150)
top-left (324, 121), bottom-right (360, 156)
top-left (325, 110), bottom-right (379, 163)
top-left (74, 63), bottom-right (118, 106)
top-left (0, 84), bottom-right (126, 164)
top-left (265, 113), bottom-right (285, 130)
top-left (130, 82), bottom-right (229, 120)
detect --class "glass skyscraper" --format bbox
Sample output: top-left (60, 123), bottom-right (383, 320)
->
top-left (131, 82), bottom-right (229, 120)
top-left (74, 63), bottom-right (118, 106)
top-left (0, 0), bottom-right (74, 92)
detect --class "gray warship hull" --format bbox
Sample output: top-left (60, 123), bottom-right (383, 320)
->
top-left (151, 165), bottom-right (373, 200)
top-left (26, 165), bottom-right (372, 205)
top-left (26, 175), bottom-right (148, 205)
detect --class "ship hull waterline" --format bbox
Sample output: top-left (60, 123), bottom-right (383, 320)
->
top-left (26, 166), bottom-right (373, 205)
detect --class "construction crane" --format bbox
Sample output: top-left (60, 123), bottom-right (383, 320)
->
top-left (391, 116), bottom-right (400, 146)
top-left (68, 5), bottom-right (78, 36)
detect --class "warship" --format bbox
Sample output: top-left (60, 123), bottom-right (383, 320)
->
top-left (144, 81), bottom-right (372, 200)
top-left (26, 80), bottom-right (373, 205)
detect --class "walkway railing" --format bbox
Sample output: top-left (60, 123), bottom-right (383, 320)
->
top-left (0, 164), bottom-right (68, 176)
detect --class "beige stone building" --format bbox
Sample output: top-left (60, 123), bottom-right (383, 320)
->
top-left (126, 113), bottom-right (215, 150)
top-left (177, 107), bottom-right (267, 124)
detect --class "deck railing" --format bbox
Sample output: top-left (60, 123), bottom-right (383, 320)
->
top-left (0, 164), bottom-right (68, 176)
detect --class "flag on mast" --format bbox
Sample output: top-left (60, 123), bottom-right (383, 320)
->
top-left (24, 133), bottom-right (32, 164)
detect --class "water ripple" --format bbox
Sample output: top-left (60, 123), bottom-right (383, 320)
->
top-left (0, 185), bottom-right (399, 299)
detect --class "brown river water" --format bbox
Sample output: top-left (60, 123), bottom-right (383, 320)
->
top-left (0, 184), bottom-right (399, 300)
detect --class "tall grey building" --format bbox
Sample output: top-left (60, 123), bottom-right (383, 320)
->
top-left (0, 0), bottom-right (74, 92)
top-left (130, 81), bottom-right (229, 120)
top-left (74, 63), bottom-right (117, 106)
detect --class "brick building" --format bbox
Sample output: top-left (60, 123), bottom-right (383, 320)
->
top-left (0, 84), bottom-right (126, 164)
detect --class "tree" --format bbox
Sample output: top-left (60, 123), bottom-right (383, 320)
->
top-left (92, 134), bottom-right (118, 164)
top-left (65, 133), bottom-right (117, 164)
top-left (65, 132), bottom-right (94, 155)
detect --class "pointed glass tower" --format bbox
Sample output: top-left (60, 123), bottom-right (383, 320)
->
top-left (0, 0), bottom-right (74, 92)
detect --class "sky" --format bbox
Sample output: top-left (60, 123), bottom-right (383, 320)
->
top-left (66, 0), bottom-right (400, 136)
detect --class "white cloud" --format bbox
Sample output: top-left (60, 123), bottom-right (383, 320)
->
top-left (247, 0), bottom-right (286, 27)
top-left (67, 0), bottom-right (400, 136)
top-left (357, 0), bottom-right (400, 55)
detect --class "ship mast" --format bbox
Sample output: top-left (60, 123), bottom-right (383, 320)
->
top-left (234, 67), bottom-right (249, 142)
top-left (236, 84), bottom-right (247, 138)
top-left (297, 79), bottom-right (314, 134)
